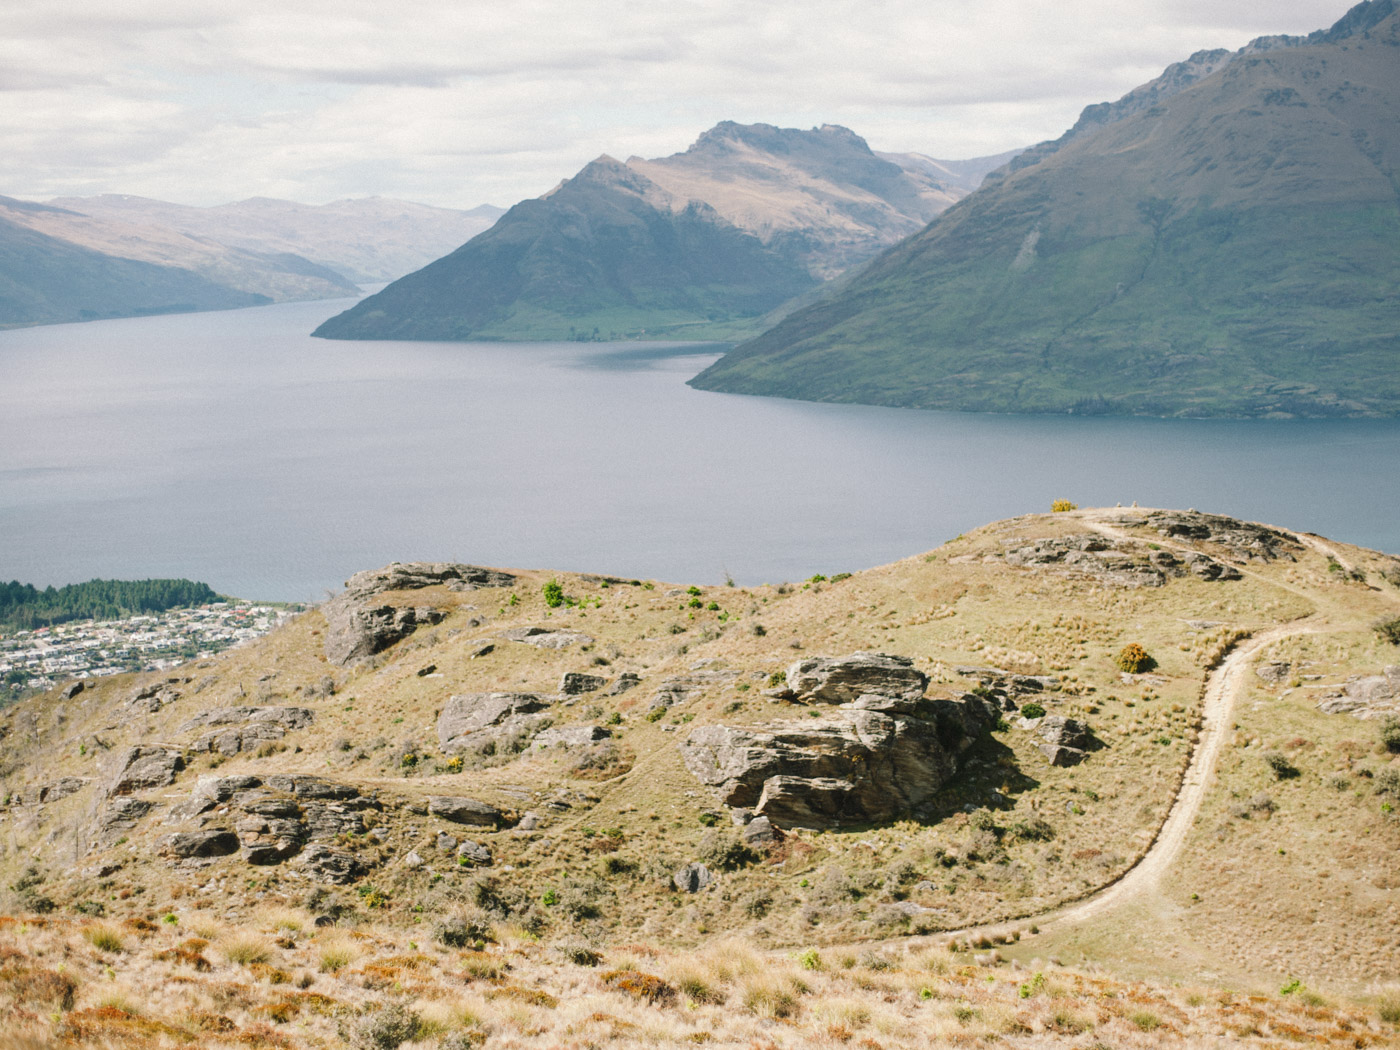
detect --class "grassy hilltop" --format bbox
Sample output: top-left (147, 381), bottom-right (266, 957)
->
top-left (1, 508), bottom-right (1399, 1047)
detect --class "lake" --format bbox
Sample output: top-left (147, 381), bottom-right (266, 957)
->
top-left (2, 294), bottom-right (1398, 601)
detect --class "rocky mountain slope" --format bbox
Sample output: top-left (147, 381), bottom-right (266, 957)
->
top-left (2, 507), bottom-right (1398, 1032)
top-left (691, 0), bottom-right (1400, 418)
top-left (45, 195), bottom-right (505, 284)
top-left (313, 123), bottom-right (1006, 342)
top-left (0, 205), bottom-right (271, 328)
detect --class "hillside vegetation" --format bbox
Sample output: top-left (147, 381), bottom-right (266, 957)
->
top-left (0, 507), bottom-right (1397, 1050)
top-left (313, 123), bottom-right (1002, 343)
top-left (692, 1), bottom-right (1400, 418)
top-left (0, 578), bottom-right (221, 632)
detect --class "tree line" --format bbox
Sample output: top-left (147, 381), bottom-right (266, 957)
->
top-left (0, 578), bottom-right (221, 630)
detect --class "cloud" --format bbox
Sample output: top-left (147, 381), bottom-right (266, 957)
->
top-left (0, 0), bottom-right (1357, 208)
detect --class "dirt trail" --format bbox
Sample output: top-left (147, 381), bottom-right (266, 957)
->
top-left (935, 510), bottom-right (1331, 940)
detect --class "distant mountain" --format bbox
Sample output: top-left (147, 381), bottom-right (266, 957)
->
top-left (1, 196), bottom-right (357, 309)
top-left (0, 206), bottom-right (268, 328)
top-left (47, 195), bottom-right (504, 284)
top-left (692, 0), bottom-right (1400, 418)
top-left (314, 123), bottom-right (1013, 342)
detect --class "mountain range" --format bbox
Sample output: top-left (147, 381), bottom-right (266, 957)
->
top-left (313, 124), bottom-right (1013, 342)
top-left (0, 195), bottom-right (502, 329)
top-left (691, 0), bottom-right (1400, 418)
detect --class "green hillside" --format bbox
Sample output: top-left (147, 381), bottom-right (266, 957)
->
top-left (313, 157), bottom-right (818, 342)
top-left (0, 209), bottom-right (268, 328)
top-left (691, 1), bottom-right (1400, 418)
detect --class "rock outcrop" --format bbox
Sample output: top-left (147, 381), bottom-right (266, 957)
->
top-left (1031, 715), bottom-right (1093, 766)
top-left (106, 746), bottom-right (185, 796)
top-left (1001, 533), bottom-right (1243, 587)
top-left (500, 626), bottom-right (593, 650)
top-left (532, 726), bottom-right (611, 750)
top-left (321, 562), bottom-right (514, 665)
top-left (786, 652), bottom-right (927, 708)
top-left (428, 796), bottom-right (506, 827)
top-left (437, 693), bottom-right (553, 754)
top-left (648, 670), bottom-right (737, 712)
top-left (1318, 667), bottom-right (1400, 718)
top-left (179, 706), bottom-right (315, 756)
top-left (1144, 511), bottom-right (1300, 562)
top-left (560, 672), bottom-right (607, 695)
top-left (955, 666), bottom-right (1058, 711)
top-left (680, 653), bottom-right (998, 829)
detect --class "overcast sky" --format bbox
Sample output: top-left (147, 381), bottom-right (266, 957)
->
top-left (0, 0), bottom-right (1356, 210)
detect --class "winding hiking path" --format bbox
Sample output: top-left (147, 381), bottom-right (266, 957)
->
top-left (939, 510), bottom-right (1340, 940)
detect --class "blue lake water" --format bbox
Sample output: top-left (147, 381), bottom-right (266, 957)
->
top-left (1, 294), bottom-right (1397, 601)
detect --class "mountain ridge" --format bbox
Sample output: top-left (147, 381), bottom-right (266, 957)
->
top-left (313, 123), bottom-right (1014, 342)
top-left (691, 0), bottom-right (1400, 418)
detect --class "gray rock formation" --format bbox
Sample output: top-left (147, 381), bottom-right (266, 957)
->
top-left (1001, 532), bottom-right (1244, 587)
top-left (500, 626), bottom-right (593, 649)
top-left (679, 693), bottom-right (997, 829)
top-left (786, 652), bottom-right (928, 706)
top-left (60, 681), bottom-right (84, 700)
top-left (179, 706), bottom-right (315, 756)
top-left (107, 746), bottom-right (185, 796)
top-left (95, 797), bottom-right (155, 844)
top-left (323, 602), bottom-right (446, 665)
top-left (457, 839), bottom-right (493, 866)
top-left (296, 844), bottom-right (364, 884)
top-left (560, 672), bottom-right (607, 695)
top-left (321, 561), bottom-right (513, 665)
top-left (532, 726), bottom-right (611, 749)
top-left (159, 829), bottom-right (240, 858)
top-left (673, 862), bottom-right (713, 893)
top-left (428, 795), bottom-right (505, 826)
top-left (1033, 715), bottom-right (1092, 766)
top-left (437, 692), bottom-right (553, 753)
top-left (30, 777), bottom-right (88, 804)
top-left (955, 666), bottom-right (1059, 711)
top-left (1318, 666), bottom-right (1400, 718)
top-left (741, 815), bottom-right (777, 846)
top-left (1145, 511), bottom-right (1300, 562)
top-left (606, 672), bottom-right (641, 695)
top-left (1255, 661), bottom-right (1292, 684)
top-left (648, 670), bottom-right (737, 712)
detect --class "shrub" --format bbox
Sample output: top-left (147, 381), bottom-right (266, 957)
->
top-left (433, 911), bottom-right (491, 948)
top-left (1130, 1011), bottom-right (1162, 1031)
top-left (601, 969), bottom-right (675, 1005)
top-left (1375, 767), bottom-right (1400, 797)
top-left (84, 924), bottom-right (125, 953)
top-left (1020, 702), bottom-right (1046, 719)
top-left (1382, 717), bottom-right (1400, 754)
top-left (796, 949), bottom-right (822, 971)
top-left (558, 943), bottom-right (601, 966)
top-left (1116, 643), bottom-right (1156, 674)
top-left (1051, 499), bottom-right (1078, 512)
top-left (348, 1003), bottom-right (421, 1050)
top-left (1376, 617), bottom-right (1400, 646)
top-left (1264, 751), bottom-right (1300, 780)
top-left (542, 581), bottom-right (564, 608)
top-left (220, 934), bottom-right (273, 966)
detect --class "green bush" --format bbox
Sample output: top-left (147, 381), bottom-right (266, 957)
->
top-left (1381, 717), bottom-right (1400, 754)
top-left (1051, 499), bottom-right (1078, 512)
top-left (542, 581), bottom-right (565, 608)
top-left (1377, 617), bottom-right (1400, 646)
top-left (1020, 702), bottom-right (1046, 720)
top-left (1264, 751), bottom-right (1300, 780)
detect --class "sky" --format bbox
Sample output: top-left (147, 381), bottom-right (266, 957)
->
top-left (0, 0), bottom-right (1358, 211)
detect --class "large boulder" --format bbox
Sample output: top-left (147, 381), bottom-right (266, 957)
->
top-left (323, 602), bottom-right (446, 665)
top-left (341, 563), bottom-right (517, 598)
top-left (1033, 715), bottom-right (1093, 766)
top-left (428, 796), bottom-right (505, 826)
top-left (107, 746), bottom-right (185, 796)
top-left (679, 693), bottom-right (997, 829)
top-left (437, 692), bottom-right (553, 753)
top-left (500, 626), bottom-right (593, 649)
top-left (560, 672), bottom-right (607, 695)
top-left (159, 829), bottom-right (240, 858)
top-left (1318, 666), bottom-right (1400, 717)
top-left (786, 652), bottom-right (928, 706)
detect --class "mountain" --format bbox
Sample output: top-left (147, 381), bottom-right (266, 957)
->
top-left (0, 205), bottom-right (271, 328)
top-left (691, 1), bottom-right (1400, 418)
top-left (46, 194), bottom-right (505, 284)
top-left (2, 507), bottom-right (1398, 1040)
top-left (313, 123), bottom-right (1010, 342)
top-left (1, 195), bottom-right (358, 311)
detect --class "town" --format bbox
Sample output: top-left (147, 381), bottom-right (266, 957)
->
top-left (0, 600), bottom-right (303, 698)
